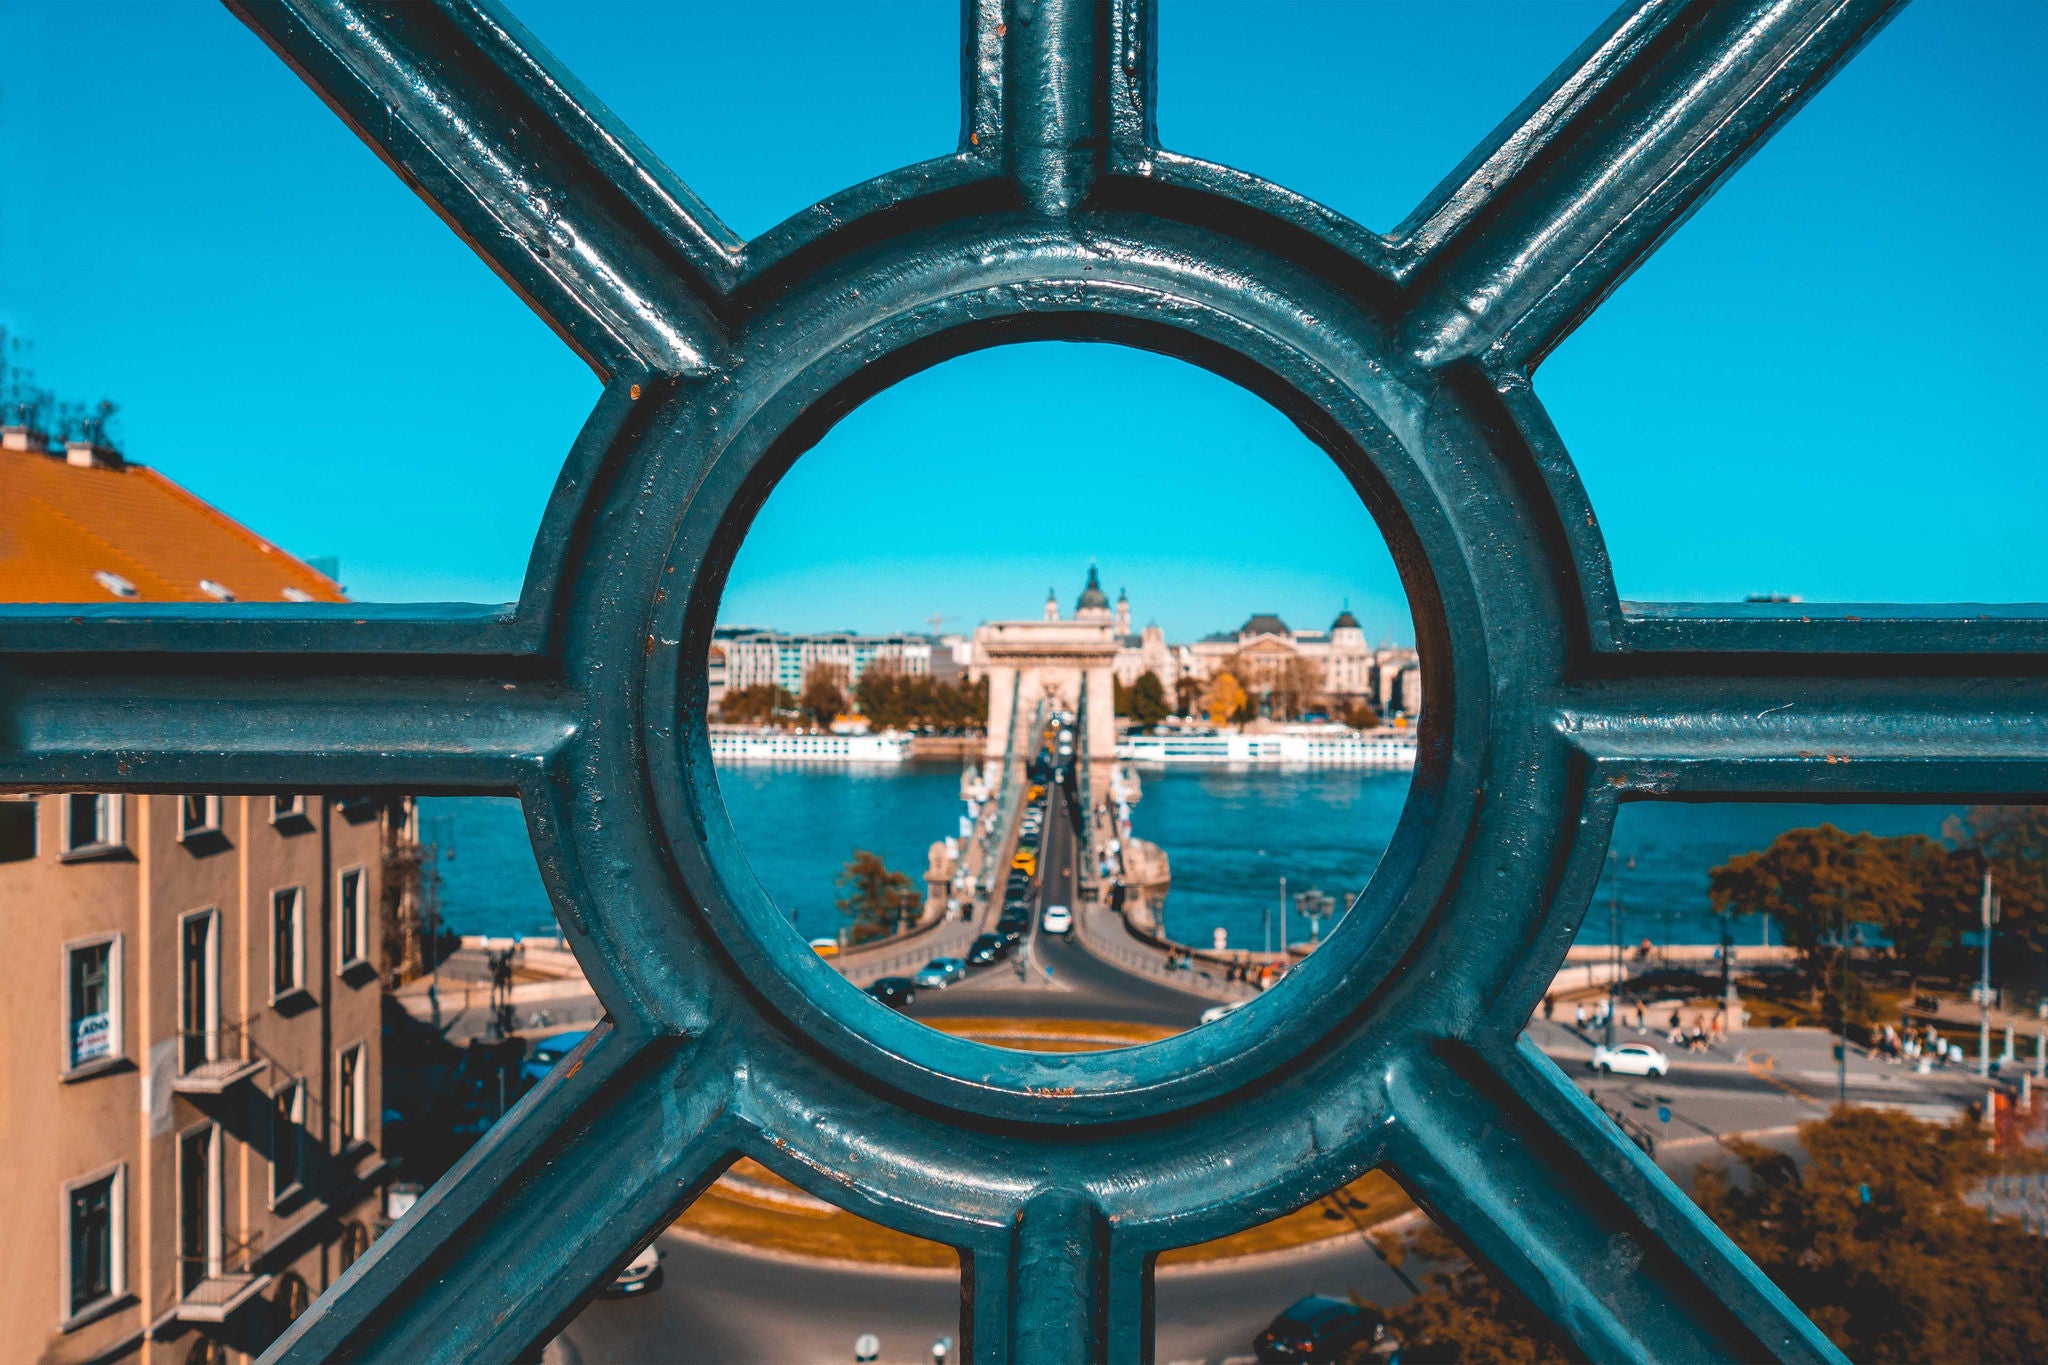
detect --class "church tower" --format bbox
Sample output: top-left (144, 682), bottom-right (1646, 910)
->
top-left (1114, 587), bottom-right (1131, 636)
top-left (1075, 564), bottom-right (1112, 623)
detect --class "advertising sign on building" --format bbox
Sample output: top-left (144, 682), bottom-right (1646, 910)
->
top-left (72, 1011), bottom-right (111, 1066)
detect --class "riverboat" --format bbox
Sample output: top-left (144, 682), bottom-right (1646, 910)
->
top-left (1116, 726), bottom-right (1417, 768)
top-left (709, 726), bottom-right (912, 763)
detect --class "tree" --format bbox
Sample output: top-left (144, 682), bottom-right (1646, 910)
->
top-left (1127, 671), bottom-right (1171, 728)
top-left (1340, 699), bottom-right (1381, 731)
top-left (1696, 1108), bottom-right (2048, 1364)
top-left (834, 849), bottom-right (921, 943)
top-left (1174, 674), bottom-right (1203, 718)
top-left (799, 663), bottom-right (848, 728)
top-left (1204, 671), bottom-right (1248, 727)
top-left (718, 683), bottom-right (794, 725)
top-left (1111, 674), bottom-right (1132, 718)
top-left (1706, 824), bottom-right (1973, 989)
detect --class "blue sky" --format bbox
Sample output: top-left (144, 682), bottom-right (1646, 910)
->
top-left (2, 1), bottom-right (2041, 640)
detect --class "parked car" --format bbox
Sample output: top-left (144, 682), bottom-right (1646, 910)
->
top-left (1589, 1042), bottom-right (1669, 1077)
top-left (1040, 904), bottom-right (1072, 935)
top-left (1200, 997), bottom-right (1250, 1025)
top-left (914, 957), bottom-right (967, 989)
top-left (968, 933), bottom-right (1010, 965)
top-left (520, 1028), bottom-right (591, 1089)
top-left (1255, 1295), bottom-right (1387, 1363)
top-left (866, 977), bottom-right (917, 1009)
top-left (1012, 850), bottom-right (1037, 873)
top-left (603, 1240), bottom-right (664, 1297)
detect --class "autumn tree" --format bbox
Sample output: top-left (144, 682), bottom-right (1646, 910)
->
top-left (852, 659), bottom-right (986, 732)
top-left (1340, 699), bottom-right (1381, 731)
top-left (1127, 671), bottom-right (1171, 728)
top-left (718, 683), bottom-right (795, 725)
top-left (835, 849), bottom-right (921, 943)
top-left (1707, 824), bottom-right (1975, 989)
top-left (1204, 671), bottom-right (1248, 727)
top-left (1696, 1108), bottom-right (2048, 1364)
top-left (798, 663), bottom-right (849, 728)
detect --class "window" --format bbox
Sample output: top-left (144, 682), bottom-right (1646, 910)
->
top-left (178, 794), bottom-right (221, 840)
top-left (270, 1081), bottom-right (305, 1202)
top-left (271, 793), bottom-right (305, 822)
top-left (61, 793), bottom-right (122, 856)
top-left (65, 935), bottom-right (122, 1074)
top-left (337, 866), bottom-right (368, 971)
top-left (338, 1043), bottom-right (365, 1149)
top-left (271, 886), bottom-right (305, 999)
top-left (0, 798), bottom-right (35, 862)
top-left (338, 1219), bottom-right (370, 1271)
top-left (177, 1126), bottom-right (218, 1297)
top-left (179, 911), bottom-right (218, 1073)
top-left (63, 1166), bottom-right (125, 1321)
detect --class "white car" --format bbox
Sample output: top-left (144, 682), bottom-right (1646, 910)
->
top-left (1589, 1042), bottom-right (1669, 1077)
top-left (1200, 998), bottom-right (1251, 1025)
top-left (1039, 904), bottom-right (1072, 935)
top-left (604, 1240), bottom-right (663, 1296)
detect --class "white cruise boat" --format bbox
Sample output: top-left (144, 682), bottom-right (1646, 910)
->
top-left (709, 726), bottom-right (912, 763)
top-left (1117, 726), bottom-right (1416, 768)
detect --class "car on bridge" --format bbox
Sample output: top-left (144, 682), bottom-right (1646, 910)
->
top-left (1254, 1294), bottom-right (1387, 1363)
top-left (967, 932), bottom-right (1014, 966)
top-left (1011, 850), bottom-right (1037, 874)
top-left (865, 977), bottom-right (917, 1009)
top-left (1589, 1041), bottom-right (1669, 1077)
top-left (914, 957), bottom-right (967, 989)
top-left (1040, 904), bottom-right (1072, 935)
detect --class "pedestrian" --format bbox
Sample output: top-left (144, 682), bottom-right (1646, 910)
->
top-left (1575, 1004), bottom-right (1588, 1032)
top-left (1543, 996), bottom-right (1555, 1022)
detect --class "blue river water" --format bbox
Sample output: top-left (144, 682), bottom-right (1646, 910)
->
top-left (421, 769), bottom-right (1960, 951)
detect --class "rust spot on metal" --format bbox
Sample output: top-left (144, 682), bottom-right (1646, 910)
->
top-left (565, 1059), bottom-right (583, 1079)
top-left (645, 634), bottom-right (657, 656)
top-left (970, 131), bottom-right (979, 146)
top-left (630, 383), bottom-right (642, 399)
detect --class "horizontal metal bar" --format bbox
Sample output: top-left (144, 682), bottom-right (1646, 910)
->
top-left (1610, 602), bottom-right (2048, 657)
top-left (1556, 673), bottom-right (2048, 799)
top-left (1399, 0), bottom-right (1904, 370)
top-left (229, 0), bottom-right (734, 379)
top-left (0, 655), bottom-right (578, 792)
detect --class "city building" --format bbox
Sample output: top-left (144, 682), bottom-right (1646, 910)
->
top-left (1, 422), bottom-right (405, 1362)
top-left (711, 625), bottom-right (935, 696)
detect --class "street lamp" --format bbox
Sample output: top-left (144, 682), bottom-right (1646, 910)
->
top-left (1604, 850), bottom-right (1634, 1049)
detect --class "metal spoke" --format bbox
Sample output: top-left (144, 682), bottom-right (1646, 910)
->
top-left (1381, 1040), bottom-right (1845, 1365)
top-left (266, 1024), bottom-right (738, 1364)
top-left (228, 0), bottom-right (736, 379)
top-left (1395, 0), bottom-right (1904, 371)
top-left (962, 1188), bottom-right (1112, 1365)
top-left (0, 617), bottom-right (576, 790)
top-left (962, 0), bottom-right (1154, 216)
top-left (1557, 671), bottom-right (2048, 799)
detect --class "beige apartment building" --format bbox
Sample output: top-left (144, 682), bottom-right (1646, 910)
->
top-left (0, 795), bottom-right (402, 1363)
top-left (2, 424), bottom-right (405, 1362)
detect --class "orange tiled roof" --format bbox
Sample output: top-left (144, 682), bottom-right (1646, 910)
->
top-left (0, 445), bottom-right (347, 604)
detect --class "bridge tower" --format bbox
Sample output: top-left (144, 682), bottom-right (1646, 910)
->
top-left (973, 571), bottom-right (1118, 787)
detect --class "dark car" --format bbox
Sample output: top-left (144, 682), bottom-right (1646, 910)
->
top-left (865, 977), bottom-right (916, 1009)
top-left (967, 933), bottom-right (1009, 965)
top-left (1255, 1295), bottom-right (1386, 1363)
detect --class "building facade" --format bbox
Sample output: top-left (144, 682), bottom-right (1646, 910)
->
top-left (712, 625), bottom-right (935, 696)
top-left (0, 794), bottom-right (404, 1363)
top-left (2, 424), bottom-right (404, 1362)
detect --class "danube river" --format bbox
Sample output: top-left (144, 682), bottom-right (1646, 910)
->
top-left (422, 766), bottom-right (1962, 953)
